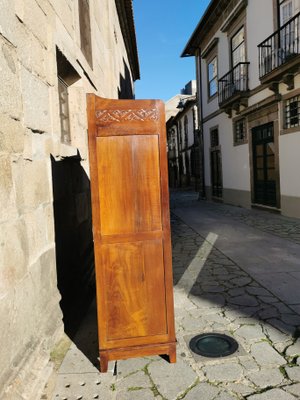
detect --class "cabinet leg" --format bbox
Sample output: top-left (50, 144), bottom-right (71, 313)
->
top-left (99, 351), bottom-right (108, 373)
top-left (168, 344), bottom-right (176, 364)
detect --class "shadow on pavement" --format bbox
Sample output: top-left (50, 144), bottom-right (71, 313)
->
top-left (170, 190), bottom-right (300, 341)
top-left (51, 153), bottom-right (99, 368)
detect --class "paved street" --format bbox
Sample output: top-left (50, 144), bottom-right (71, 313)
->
top-left (46, 191), bottom-right (300, 400)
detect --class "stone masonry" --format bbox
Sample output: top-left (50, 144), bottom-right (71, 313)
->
top-left (0, 1), bottom-right (138, 398)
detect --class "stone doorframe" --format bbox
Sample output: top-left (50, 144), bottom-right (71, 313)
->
top-left (247, 101), bottom-right (281, 210)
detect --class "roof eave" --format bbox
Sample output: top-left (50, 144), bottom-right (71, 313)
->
top-left (181, 0), bottom-right (225, 57)
top-left (115, 0), bottom-right (140, 81)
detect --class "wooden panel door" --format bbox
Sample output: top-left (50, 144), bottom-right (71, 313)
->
top-left (87, 95), bottom-right (176, 372)
top-left (252, 123), bottom-right (276, 207)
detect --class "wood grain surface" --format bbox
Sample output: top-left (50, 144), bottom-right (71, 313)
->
top-left (87, 94), bottom-right (176, 372)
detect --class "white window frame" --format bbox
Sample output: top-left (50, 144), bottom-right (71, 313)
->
top-left (280, 0), bottom-right (294, 25)
top-left (207, 57), bottom-right (218, 98)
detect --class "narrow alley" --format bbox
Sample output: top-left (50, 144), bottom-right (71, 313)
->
top-left (44, 190), bottom-right (300, 400)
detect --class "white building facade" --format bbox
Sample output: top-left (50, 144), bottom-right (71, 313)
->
top-left (166, 82), bottom-right (202, 190)
top-left (183, 0), bottom-right (300, 218)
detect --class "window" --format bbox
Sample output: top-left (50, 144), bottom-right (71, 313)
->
top-left (280, 1), bottom-right (296, 52)
top-left (231, 26), bottom-right (245, 67)
top-left (58, 78), bottom-right (71, 143)
top-left (280, 0), bottom-right (293, 25)
top-left (210, 128), bottom-right (219, 147)
top-left (234, 119), bottom-right (247, 145)
top-left (56, 48), bottom-right (80, 144)
top-left (210, 127), bottom-right (222, 198)
top-left (178, 121), bottom-right (182, 148)
top-left (192, 108), bottom-right (199, 145)
top-left (208, 57), bottom-right (218, 97)
top-left (79, 0), bottom-right (93, 67)
top-left (285, 95), bottom-right (300, 128)
top-left (184, 116), bottom-right (188, 148)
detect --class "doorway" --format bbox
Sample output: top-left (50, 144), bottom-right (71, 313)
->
top-left (252, 123), bottom-right (277, 207)
top-left (210, 127), bottom-right (223, 198)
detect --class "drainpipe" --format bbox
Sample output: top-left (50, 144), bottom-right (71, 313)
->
top-left (195, 49), bottom-right (206, 199)
top-left (277, 0), bottom-right (281, 30)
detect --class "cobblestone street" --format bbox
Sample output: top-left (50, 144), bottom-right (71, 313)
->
top-left (47, 191), bottom-right (300, 400)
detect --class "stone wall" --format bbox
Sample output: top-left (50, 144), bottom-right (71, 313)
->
top-left (0, 0), bottom-right (136, 398)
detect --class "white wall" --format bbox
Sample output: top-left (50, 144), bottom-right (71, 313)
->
top-left (218, 33), bottom-right (231, 78)
top-left (279, 132), bottom-right (300, 197)
top-left (203, 114), bottom-right (251, 192)
top-left (200, 31), bottom-right (230, 119)
top-left (247, 0), bottom-right (274, 89)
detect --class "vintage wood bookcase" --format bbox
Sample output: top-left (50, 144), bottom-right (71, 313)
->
top-left (87, 94), bottom-right (176, 372)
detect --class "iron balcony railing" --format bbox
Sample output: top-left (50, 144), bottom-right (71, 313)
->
top-left (218, 62), bottom-right (250, 106)
top-left (258, 12), bottom-right (300, 78)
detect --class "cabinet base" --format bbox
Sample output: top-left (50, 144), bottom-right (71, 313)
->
top-left (99, 341), bottom-right (177, 372)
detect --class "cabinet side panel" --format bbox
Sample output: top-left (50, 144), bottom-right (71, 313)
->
top-left (97, 136), bottom-right (135, 235)
top-left (101, 240), bottom-right (167, 341)
top-left (96, 135), bottom-right (162, 236)
top-left (133, 135), bottom-right (162, 232)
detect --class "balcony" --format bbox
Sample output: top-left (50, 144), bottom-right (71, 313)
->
top-left (218, 62), bottom-right (250, 113)
top-left (258, 12), bottom-right (300, 87)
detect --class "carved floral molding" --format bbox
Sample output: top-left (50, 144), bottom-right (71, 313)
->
top-left (95, 108), bottom-right (158, 122)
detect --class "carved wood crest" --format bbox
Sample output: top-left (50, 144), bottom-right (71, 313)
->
top-left (95, 108), bottom-right (159, 123)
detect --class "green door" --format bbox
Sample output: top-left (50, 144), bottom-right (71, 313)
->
top-left (211, 149), bottom-right (222, 198)
top-left (252, 123), bottom-right (276, 207)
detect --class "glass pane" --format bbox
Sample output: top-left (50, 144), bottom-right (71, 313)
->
top-left (286, 96), bottom-right (300, 128)
top-left (211, 129), bottom-right (219, 147)
top-left (266, 143), bottom-right (275, 155)
top-left (266, 155), bottom-right (275, 168)
top-left (290, 101), bottom-right (298, 115)
top-left (256, 156), bottom-right (264, 168)
top-left (291, 116), bottom-right (299, 126)
top-left (210, 78), bottom-right (217, 97)
top-left (257, 168), bottom-right (264, 180)
top-left (232, 44), bottom-right (245, 66)
top-left (235, 119), bottom-right (247, 142)
top-left (232, 27), bottom-right (244, 51)
top-left (256, 144), bottom-right (264, 156)
top-left (208, 58), bottom-right (217, 80)
top-left (267, 168), bottom-right (276, 181)
top-left (281, 1), bottom-right (293, 25)
top-left (58, 78), bottom-right (71, 143)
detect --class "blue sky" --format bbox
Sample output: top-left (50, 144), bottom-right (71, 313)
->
top-left (133, 0), bottom-right (210, 101)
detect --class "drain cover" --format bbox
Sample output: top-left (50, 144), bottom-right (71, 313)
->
top-left (189, 333), bottom-right (239, 358)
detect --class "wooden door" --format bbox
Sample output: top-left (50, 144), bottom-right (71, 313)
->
top-left (252, 123), bottom-right (276, 207)
top-left (211, 149), bottom-right (223, 198)
top-left (87, 95), bottom-right (176, 371)
top-left (210, 128), bottom-right (222, 198)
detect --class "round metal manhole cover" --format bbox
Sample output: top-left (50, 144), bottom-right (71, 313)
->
top-left (189, 333), bottom-right (239, 358)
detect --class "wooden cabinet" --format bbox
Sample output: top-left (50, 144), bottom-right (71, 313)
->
top-left (87, 94), bottom-right (176, 372)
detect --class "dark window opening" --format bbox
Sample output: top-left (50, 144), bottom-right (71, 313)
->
top-left (58, 78), bottom-right (71, 144)
top-left (210, 127), bottom-right (222, 198)
top-left (79, 0), bottom-right (93, 68)
top-left (285, 95), bottom-right (300, 128)
top-left (252, 123), bottom-right (276, 207)
top-left (210, 128), bottom-right (219, 147)
top-left (56, 48), bottom-right (81, 144)
top-left (234, 119), bottom-right (247, 144)
top-left (178, 121), bottom-right (183, 149)
top-left (193, 108), bottom-right (199, 145)
top-left (184, 116), bottom-right (188, 148)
